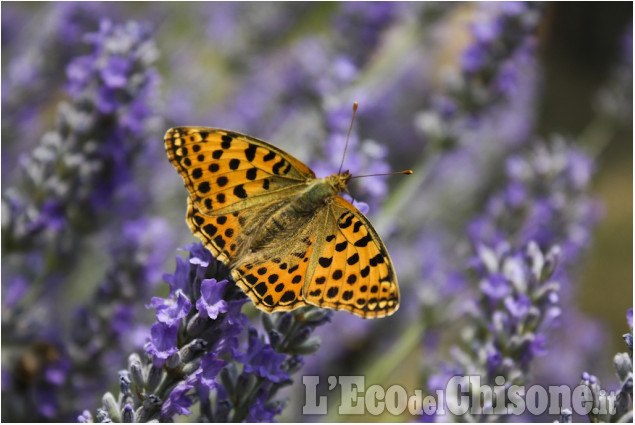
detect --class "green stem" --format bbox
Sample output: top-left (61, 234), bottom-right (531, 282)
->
top-left (322, 319), bottom-right (427, 422)
top-left (578, 114), bottom-right (619, 158)
top-left (373, 150), bottom-right (439, 235)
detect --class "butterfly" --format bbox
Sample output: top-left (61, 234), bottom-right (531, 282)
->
top-left (165, 126), bottom-right (399, 318)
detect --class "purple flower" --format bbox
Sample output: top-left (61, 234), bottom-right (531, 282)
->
top-left (341, 193), bottom-right (370, 215)
top-left (100, 56), bottom-right (130, 88)
top-left (504, 294), bottom-right (531, 319)
top-left (332, 2), bottom-right (405, 66)
top-left (150, 290), bottom-right (192, 326)
top-left (529, 334), bottom-right (548, 358)
top-left (246, 390), bottom-right (282, 423)
top-left (163, 256), bottom-right (190, 294)
top-left (235, 329), bottom-right (289, 383)
top-left (146, 323), bottom-right (179, 367)
top-left (3, 275), bottom-right (28, 308)
top-left (462, 44), bottom-right (487, 74)
top-left (5, 31), bottom-right (166, 408)
top-left (96, 86), bottom-right (120, 113)
top-left (198, 354), bottom-right (226, 390)
top-left (468, 138), bottom-right (600, 276)
top-left (186, 353), bottom-right (226, 400)
top-left (480, 273), bottom-right (512, 300)
top-left (160, 382), bottom-right (194, 420)
top-left (486, 346), bottom-right (503, 376)
top-left (110, 304), bottom-right (135, 336)
top-left (471, 17), bottom-right (503, 43)
top-left (66, 55), bottom-right (94, 96)
top-left (196, 279), bottom-right (229, 319)
top-left (85, 241), bottom-right (330, 422)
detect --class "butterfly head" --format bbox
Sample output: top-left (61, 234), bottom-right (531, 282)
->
top-left (328, 170), bottom-right (352, 193)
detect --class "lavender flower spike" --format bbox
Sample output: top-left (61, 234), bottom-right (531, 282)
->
top-left (85, 244), bottom-right (332, 422)
top-left (430, 241), bottom-right (562, 421)
top-left (577, 309), bottom-right (633, 423)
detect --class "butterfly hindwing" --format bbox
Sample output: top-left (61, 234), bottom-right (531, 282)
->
top-left (187, 196), bottom-right (248, 265)
top-left (303, 197), bottom-right (399, 318)
top-left (230, 222), bottom-right (318, 313)
top-left (165, 127), bottom-right (315, 215)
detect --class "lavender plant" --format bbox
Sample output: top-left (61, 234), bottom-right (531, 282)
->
top-left (1, 2), bottom-right (124, 179)
top-left (415, 2), bottom-right (542, 152)
top-left (80, 243), bottom-right (331, 422)
top-left (558, 309), bottom-right (633, 423)
top-left (2, 18), bottom-right (167, 421)
top-left (427, 241), bottom-right (562, 421)
top-left (2, 19), bottom-right (160, 256)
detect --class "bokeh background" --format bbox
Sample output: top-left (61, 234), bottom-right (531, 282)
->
top-left (1, 2), bottom-right (632, 422)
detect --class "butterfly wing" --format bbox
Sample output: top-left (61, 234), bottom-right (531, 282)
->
top-left (228, 224), bottom-right (319, 313)
top-left (187, 196), bottom-right (287, 266)
top-left (303, 197), bottom-right (399, 318)
top-left (165, 127), bottom-right (315, 216)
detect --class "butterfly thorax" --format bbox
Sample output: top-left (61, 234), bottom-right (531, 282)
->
top-left (248, 172), bottom-right (351, 252)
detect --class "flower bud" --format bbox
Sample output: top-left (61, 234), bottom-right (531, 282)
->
top-left (268, 329), bottom-right (283, 349)
top-left (186, 313), bottom-right (209, 337)
top-left (128, 354), bottom-right (145, 390)
top-left (262, 313), bottom-right (275, 333)
top-left (613, 353), bottom-right (632, 382)
top-left (102, 392), bottom-right (120, 422)
top-left (119, 370), bottom-right (131, 396)
top-left (121, 404), bottom-right (134, 423)
top-left (293, 337), bottom-right (321, 355)
top-left (96, 408), bottom-right (112, 423)
top-left (180, 339), bottom-right (207, 363)
top-left (146, 365), bottom-right (163, 393)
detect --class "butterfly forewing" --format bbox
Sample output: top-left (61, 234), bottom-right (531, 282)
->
top-left (165, 127), bottom-right (315, 215)
top-left (303, 197), bottom-right (399, 318)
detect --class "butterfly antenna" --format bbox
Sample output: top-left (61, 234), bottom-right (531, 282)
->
top-left (338, 101), bottom-right (358, 175)
top-left (350, 170), bottom-right (413, 179)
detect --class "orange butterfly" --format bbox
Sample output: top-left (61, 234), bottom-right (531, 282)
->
top-left (165, 117), bottom-right (403, 318)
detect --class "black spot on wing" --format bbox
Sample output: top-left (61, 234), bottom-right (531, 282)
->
top-left (245, 144), bottom-right (257, 162)
top-left (280, 291), bottom-right (296, 303)
top-left (198, 182), bottom-right (211, 194)
top-left (234, 185), bottom-right (248, 199)
top-left (221, 135), bottom-right (232, 149)
top-left (354, 234), bottom-right (373, 247)
top-left (369, 254), bottom-right (385, 266)
top-left (335, 241), bottom-right (347, 252)
top-left (318, 257), bottom-right (332, 268)
top-left (203, 224), bottom-right (217, 235)
top-left (255, 282), bottom-right (267, 296)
